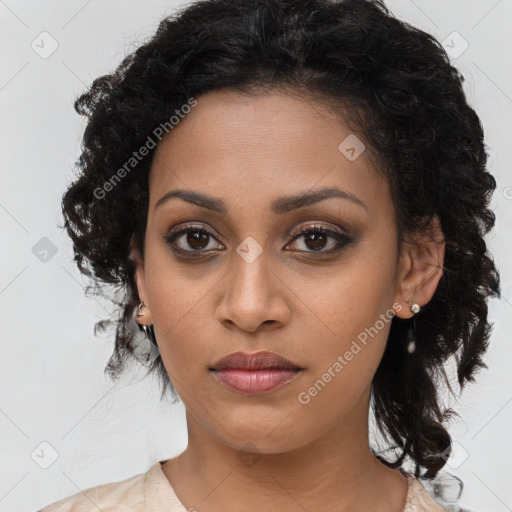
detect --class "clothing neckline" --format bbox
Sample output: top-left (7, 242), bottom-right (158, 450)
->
top-left (145, 460), bottom-right (432, 512)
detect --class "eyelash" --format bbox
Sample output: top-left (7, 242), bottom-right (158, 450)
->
top-left (164, 223), bottom-right (353, 257)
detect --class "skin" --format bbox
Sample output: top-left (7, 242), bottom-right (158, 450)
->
top-left (131, 88), bottom-right (445, 512)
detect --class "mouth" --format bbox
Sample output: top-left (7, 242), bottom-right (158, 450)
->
top-left (209, 350), bottom-right (303, 371)
top-left (209, 351), bottom-right (304, 395)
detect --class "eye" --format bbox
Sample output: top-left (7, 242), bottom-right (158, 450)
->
top-left (284, 224), bottom-right (353, 255)
top-left (164, 222), bottom-right (353, 257)
top-left (164, 224), bottom-right (224, 255)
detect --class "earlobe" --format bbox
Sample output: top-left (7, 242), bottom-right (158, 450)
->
top-left (393, 215), bottom-right (445, 319)
top-left (134, 264), bottom-right (147, 305)
top-left (129, 238), bottom-right (152, 325)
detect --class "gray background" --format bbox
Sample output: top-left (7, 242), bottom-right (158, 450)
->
top-left (1, 1), bottom-right (511, 511)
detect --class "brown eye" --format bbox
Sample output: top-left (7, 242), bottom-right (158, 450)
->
top-left (302, 231), bottom-right (329, 251)
top-left (165, 225), bottom-right (224, 254)
top-left (164, 222), bottom-right (353, 258)
top-left (186, 230), bottom-right (209, 250)
top-left (285, 225), bottom-right (353, 255)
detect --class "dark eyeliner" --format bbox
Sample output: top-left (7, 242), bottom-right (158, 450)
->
top-left (163, 223), bottom-right (353, 257)
top-left (164, 224), bottom-right (224, 257)
top-left (285, 224), bottom-right (353, 256)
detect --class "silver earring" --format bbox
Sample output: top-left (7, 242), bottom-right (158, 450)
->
top-left (142, 324), bottom-right (158, 347)
top-left (410, 302), bottom-right (421, 314)
top-left (136, 301), bottom-right (158, 347)
top-left (406, 317), bottom-right (416, 354)
top-left (406, 302), bottom-right (420, 354)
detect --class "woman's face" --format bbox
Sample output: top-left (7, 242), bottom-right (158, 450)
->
top-left (134, 89), bottom-right (414, 454)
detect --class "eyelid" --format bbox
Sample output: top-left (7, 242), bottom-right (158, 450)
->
top-left (166, 222), bottom-right (227, 245)
top-left (283, 224), bottom-right (352, 254)
top-left (165, 221), bottom-right (347, 244)
top-left (288, 221), bottom-right (348, 240)
top-left (164, 220), bottom-right (353, 256)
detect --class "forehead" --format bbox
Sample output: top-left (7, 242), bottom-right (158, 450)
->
top-left (148, 89), bottom-right (390, 216)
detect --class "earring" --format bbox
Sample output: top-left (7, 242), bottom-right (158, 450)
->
top-left (142, 324), bottom-right (158, 347)
top-left (410, 302), bottom-right (421, 314)
top-left (406, 302), bottom-right (420, 354)
top-left (137, 301), bottom-right (158, 347)
top-left (406, 317), bottom-right (416, 354)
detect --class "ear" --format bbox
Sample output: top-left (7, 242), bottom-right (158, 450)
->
top-left (130, 236), bottom-right (153, 326)
top-left (393, 215), bottom-right (445, 319)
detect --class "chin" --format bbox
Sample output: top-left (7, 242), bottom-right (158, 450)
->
top-left (214, 421), bottom-right (311, 456)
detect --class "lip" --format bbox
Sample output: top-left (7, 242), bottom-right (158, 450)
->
top-left (209, 351), bottom-right (304, 395)
top-left (211, 369), bottom-right (302, 394)
top-left (210, 350), bottom-right (302, 371)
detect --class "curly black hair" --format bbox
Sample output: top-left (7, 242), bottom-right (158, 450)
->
top-left (60, 0), bottom-right (500, 481)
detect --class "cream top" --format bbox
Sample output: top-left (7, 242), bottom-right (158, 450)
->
top-left (38, 460), bottom-right (458, 511)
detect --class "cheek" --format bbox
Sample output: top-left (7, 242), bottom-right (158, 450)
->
top-left (296, 294), bottom-right (392, 423)
top-left (143, 261), bottom-right (211, 370)
top-left (301, 248), bottom-right (396, 340)
top-left (143, 235), bottom-right (211, 329)
top-left (296, 248), bottom-right (397, 386)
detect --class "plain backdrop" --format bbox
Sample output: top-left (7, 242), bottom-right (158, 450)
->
top-left (1, 1), bottom-right (511, 511)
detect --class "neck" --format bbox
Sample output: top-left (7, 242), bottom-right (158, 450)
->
top-left (161, 388), bottom-right (408, 512)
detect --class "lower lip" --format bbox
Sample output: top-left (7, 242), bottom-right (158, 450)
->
top-left (211, 368), bottom-right (302, 394)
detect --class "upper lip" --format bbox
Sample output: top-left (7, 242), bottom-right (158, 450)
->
top-left (210, 351), bottom-right (302, 371)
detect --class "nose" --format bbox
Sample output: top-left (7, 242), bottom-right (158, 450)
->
top-left (215, 247), bottom-right (292, 333)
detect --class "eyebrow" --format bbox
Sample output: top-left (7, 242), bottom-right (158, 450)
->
top-left (154, 186), bottom-right (367, 214)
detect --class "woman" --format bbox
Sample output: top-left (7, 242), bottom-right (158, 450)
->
top-left (38, 0), bottom-right (500, 510)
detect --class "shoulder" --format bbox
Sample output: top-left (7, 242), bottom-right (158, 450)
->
top-left (404, 473), bottom-right (451, 512)
top-left (403, 471), bottom-right (472, 512)
top-left (37, 468), bottom-right (146, 512)
top-left (37, 460), bottom-right (188, 512)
